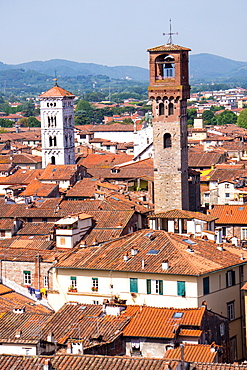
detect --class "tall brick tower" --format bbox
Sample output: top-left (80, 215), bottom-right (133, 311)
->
top-left (148, 42), bottom-right (190, 213)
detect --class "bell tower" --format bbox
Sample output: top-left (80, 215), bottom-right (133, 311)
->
top-left (39, 83), bottom-right (76, 168)
top-left (148, 42), bottom-right (190, 212)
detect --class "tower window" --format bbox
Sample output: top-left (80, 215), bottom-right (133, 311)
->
top-left (168, 102), bottom-right (174, 115)
top-left (54, 116), bottom-right (56, 127)
top-left (48, 117), bottom-right (50, 127)
top-left (164, 55), bottom-right (175, 77)
top-left (159, 103), bottom-right (164, 116)
top-left (49, 136), bottom-right (53, 147)
top-left (163, 133), bottom-right (172, 148)
top-left (51, 156), bottom-right (56, 165)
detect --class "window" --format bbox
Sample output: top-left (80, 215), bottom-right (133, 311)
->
top-left (49, 136), bottom-right (53, 147)
top-left (70, 276), bottom-right (77, 288)
top-left (130, 278), bottom-right (138, 293)
top-left (226, 270), bottom-right (235, 287)
top-left (0, 231), bottom-right (5, 238)
top-left (44, 276), bottom-right (49, 288)
top-left (225, 193), bottom-right (230, 198)
top-left (159, 103), bottom-right (164, 116)
top-left (23, 271), bottom-right (31, 285)
top-left (177, 281), bottom-right (186, 297)
top-left (225, 184), bottom-right (230, 188)
top-left (241, 228), bottom-right (247, 240)
top-left (227, 301), bottom-right (235, 321)
top-left (146, 279), bottom-right (163, 295)
top-left (220, 323), bottom-right (225, 336)
top-left (27, 218), bottom-right (33, 223)
top-left (168, 102), bottom-right (174, 115)
top-left (93, 300), bottom-right (99, 305)
top-left (131, 339), bottom-right (141, 354)
top-left (60, 237), bottom-right (66, 246)
top-left (51, 156), bottom-right (56, 165)
top-left (163, 133), bottom-right (172, 148)
top-left (92, 277), bottom-right (98, 292)
top-left (203, 276), bottom-right (210, 295)
top-left (42, 218), bottom-right (47, 223)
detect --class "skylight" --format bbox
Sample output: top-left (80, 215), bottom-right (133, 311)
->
top-left (182, 239), bottom-right (196, 245)
top-left (111, 197), bottom-right (120, 201)
top-left (173, 312), bottom-right (184, 318)
top-left (147, 249), bottom-right (159, 255)
top-left (239, 207), bottom-right (244, 210)
top-left (52, 168), bottom-right (57, 172)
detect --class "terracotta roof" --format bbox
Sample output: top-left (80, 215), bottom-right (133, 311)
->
top-left (54, 229), bottom-right (246, 276)
top-left (0, 246), bottom-right (66, 262)
top-left (66, 178), bottom-right (99, 198)
top-left (208, 168), bottom-right (247, 182)
top-left (19, 179), bottom-right (58, 197)
top-left (39, 164), bottom-right (78, 181)
top-left (0, 284), bottom-right (52, 314)
top-left (16, 222), bottom-right (54, 236)
top-left (190, 362), bottom-right (247, 370)
top-left (149, 209), bottom-right (217, 222)
top-left (123, 306), bottom-right (205, 338)
top-left (147, 44), bottom-right (191, 52)
top-left (188, 152), bottom-right (225, 168)
top-left (39, 85), bottom-right (75, 98)
top-left (0, 168), bottom-right (43, 185)
top-left (164, 343), bottom-right (217, 363)
top-left (209, 205), bottom-right (247, 225)
top-left (0, 219), bottom-right (14, 230)
top-left (179, 329), bottom-right (202, 337)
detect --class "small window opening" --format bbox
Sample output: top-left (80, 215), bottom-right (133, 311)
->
top-left (51, 156), bottom-right (56, 165)
top-left (49, 136), bottom-right (53, 147)
top-left (159, 102), bottom-right (164, 116)
top-left (164, 133), bottom-right (172, 148)
top-left (168, 102), bottom-right (174, 115)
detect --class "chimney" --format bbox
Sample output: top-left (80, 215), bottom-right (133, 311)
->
top-left (131, 248), bottom-right (138, 256)
top-left (123, 253), bottom-right (129, 262)
top-left (201, 300), bottom-right (207, 308)
top-left (142, 259), bottom-right (145, 269)
top-left (240, 253), bottom-right (245, 261)
top-left (47, 332), bottom-right (54, 343)
top-left (215, 227), bottom-right (222, 245)
top-left (15, 330), bottom-right (22, 339)
top-left (43, 359), bottom-right (53, 370)
top-left (162, 260), bottom-right (169, 270)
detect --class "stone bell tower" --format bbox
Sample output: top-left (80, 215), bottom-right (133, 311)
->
top-left (148, 42), bottom-right (190, 213)
top-left (39, 83), bottom-right (76, 168)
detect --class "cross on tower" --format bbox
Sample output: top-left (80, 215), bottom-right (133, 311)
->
top-left (163, 19), bottom-right (178, 45)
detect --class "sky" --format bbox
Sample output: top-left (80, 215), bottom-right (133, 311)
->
top-left (1, 0), bottom-right (247, 69)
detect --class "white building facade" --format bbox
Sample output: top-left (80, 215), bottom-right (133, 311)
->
top-left (39, 84), bottom-right (76, 168)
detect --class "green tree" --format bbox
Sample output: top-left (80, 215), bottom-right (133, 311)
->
top-left (21, 101), bottom-right (35, 117)
top-left (187, 108), bottom-right (197, 126)
top-left (0, 119), bottom-right (13, 127)
top-left (202, 110), bottom-right (217, 125)
top-left (216, 110), bottom-right (237, 125)
top-left (237, 109), bottom-right (247, 128)
top-left (27, 116), bottom-right (40, 127)
top-left (18, 117), bottom-right (28, 127)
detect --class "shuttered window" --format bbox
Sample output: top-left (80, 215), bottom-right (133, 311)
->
top-left (177, 281), bottom-right (186, 296)
top-left (203, 276), bottom-right (210, 295)
top-left (130, 278), bottom-right (138, 293)
top-left (146, 279), bottom-right (163, 295)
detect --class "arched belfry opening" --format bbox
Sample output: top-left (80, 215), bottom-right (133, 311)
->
top-left (163, 133), bottom-right (172, 148)
top-left (51, 156), bottom-right (56, 165)
top-left (168, 102), bottom-right (174, 115)
top-left (155, 54), bottom-right (175, 80)
top-left (159, 103), bottom-right (164, 116)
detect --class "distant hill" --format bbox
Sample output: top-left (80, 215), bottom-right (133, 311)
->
top-left (0, 53), bottom-right (247, 96)
top-left (190, 53), bottom-right (247, 80)
top-left (0, 60), bottom-right (149, 82)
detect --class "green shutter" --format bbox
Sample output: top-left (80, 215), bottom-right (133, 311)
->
top-left (70, 276), bottom-right (76, 281)
top-left (130, 278), bottom-right (138, 293)
top-left (146, 279), bottom-right (151, 294)
top-left (23, 271), bottom-right (30, 274)
top-left (177, 281), bottom-right (185, 296)
top-left (159, 280), bottom-right (163, 295)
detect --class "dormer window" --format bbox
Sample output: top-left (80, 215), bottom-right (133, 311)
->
top-left (111, 168), bottom-right (120, 173)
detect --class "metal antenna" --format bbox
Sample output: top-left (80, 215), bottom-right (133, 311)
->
top-left (163, 19), bottom-right (178, 45)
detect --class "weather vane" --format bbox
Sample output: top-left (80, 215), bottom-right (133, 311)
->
top-left (53, 70), bottom-right (58, 86)
top-left (163, 19), bottom-right (178, 45)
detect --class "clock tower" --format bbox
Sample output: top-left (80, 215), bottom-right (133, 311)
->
top-left (39, 83), bottom-right (76, 168)
top-left (148, 42), bottom-right (190, 212)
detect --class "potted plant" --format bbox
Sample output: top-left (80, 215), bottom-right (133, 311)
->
top-left (91, 286), bottom-right (98, 292)
top-left (68, 286), bottom-right (77, 293)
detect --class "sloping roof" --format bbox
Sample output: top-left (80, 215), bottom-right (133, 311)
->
top-left (164, 343), bottom-right (217, 363)
top-left (19, 180), bottom-right (58, 197)
top-left (188, 152), bottom-right (225, 168)
top-left (16, 222), bottom-right (54, 236)
top-left (54, 229), bottom-right (246, 276)
top-left (147, 44), bottom-right (191, 52)
top-left (123, 306), bottom-right (206, 338)
top-left (39, 85), bottom-right (75, 98)
top-left (0, 354), bottom-right (175, 370)
top-left (39, 164), bottom-right (78, 181)
top-left (209, 205), bottom-right (247, 225)
top-left (41, 302), bottom-right (139, 346)
top-left (190, 362), bottom-right (247, 370)
top-left (149, 209), bottom-right (217, 222)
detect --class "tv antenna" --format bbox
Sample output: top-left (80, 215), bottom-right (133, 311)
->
top-left (163, 19), bottom-right (178, 45)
